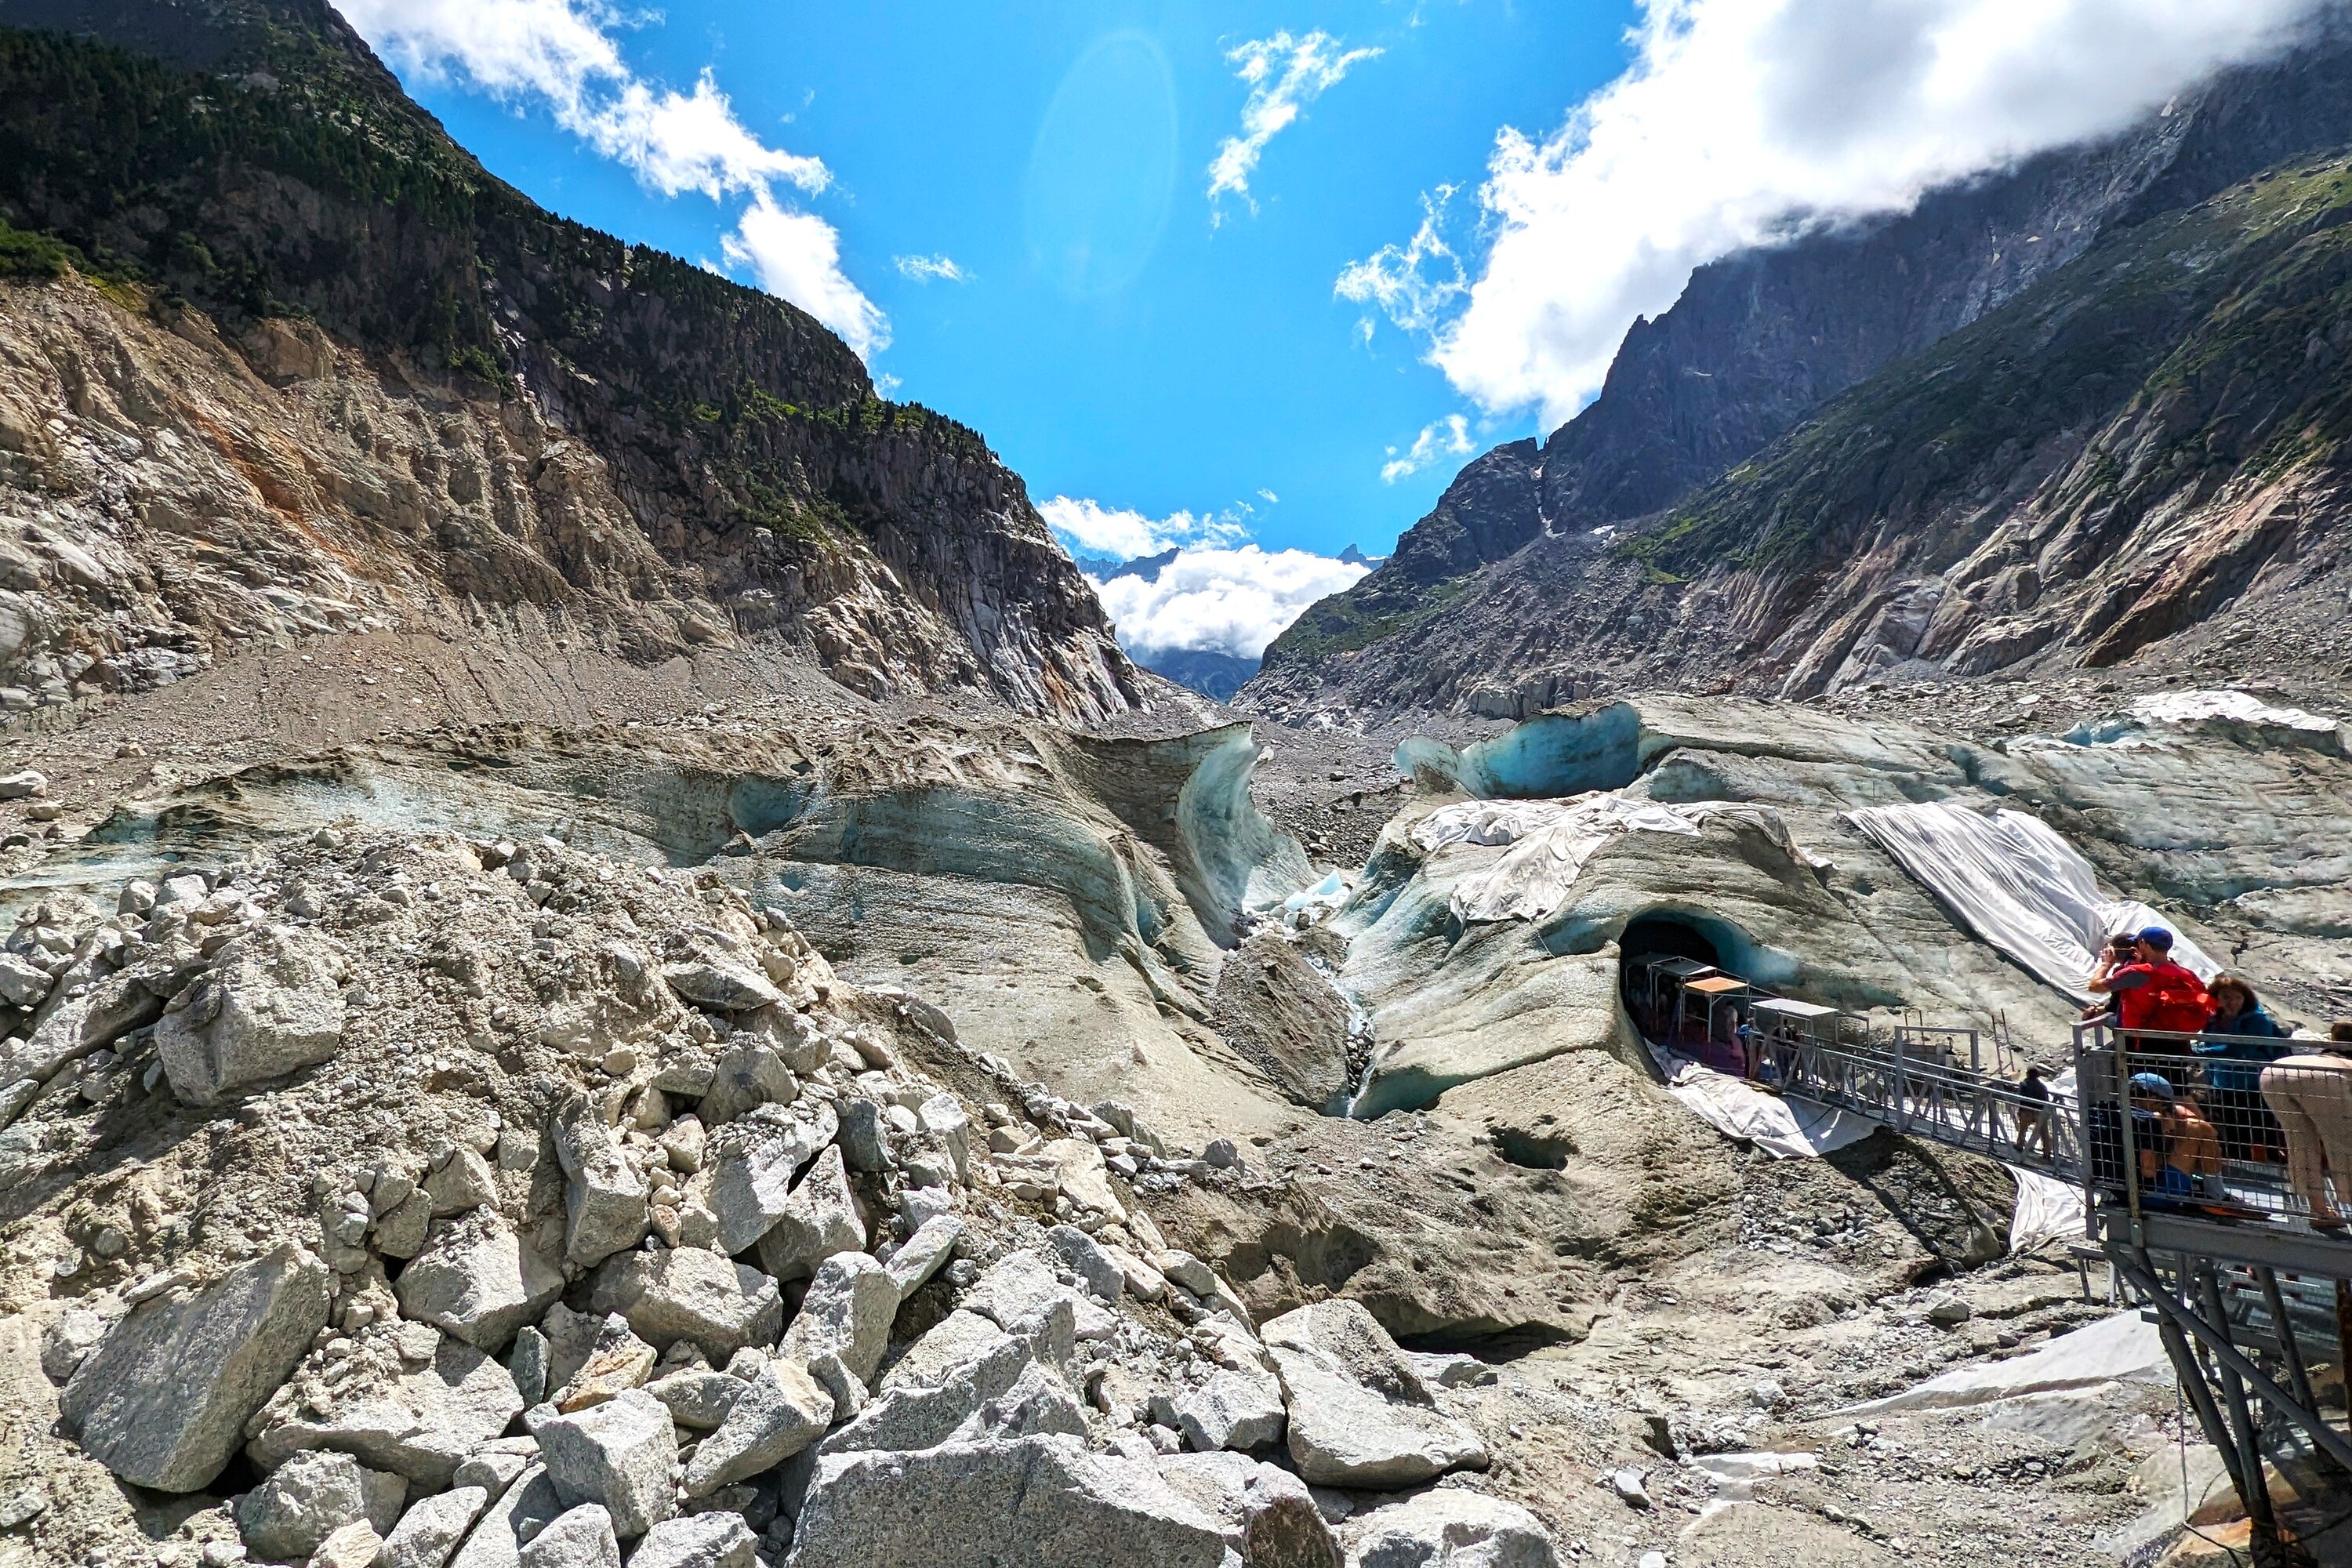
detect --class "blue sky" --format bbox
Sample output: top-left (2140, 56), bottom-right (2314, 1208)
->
top-left (339, 0), bottom-right (2328, 659)
top-left (349, 0), bottom-right (1637, 567)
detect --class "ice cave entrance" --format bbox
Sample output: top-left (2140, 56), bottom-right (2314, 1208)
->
top-left (1617, 913), bottom-right (1760, 1079)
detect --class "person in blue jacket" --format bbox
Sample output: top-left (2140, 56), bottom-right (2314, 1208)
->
top-left (2193, 971), bottom-right (2292, 1163)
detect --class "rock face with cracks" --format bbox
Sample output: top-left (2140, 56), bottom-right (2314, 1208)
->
top-left (786, 1436), bottom-right (1232, 1568)
top-left (56, 1241), bottom-right (329, 1491)
top-left (154, 924), bottom-right (347, 1106)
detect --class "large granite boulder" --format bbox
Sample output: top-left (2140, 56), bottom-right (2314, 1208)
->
top-left (157, 924), bottom-right (347, 1105)
top-left (706, 1100), bottom-right (839, 1254)
top-left (1260, 1301), bottom-right (1486, 1489)
top-left (586, 1246), bottom-right (781, 1363)
top-left (58, 1242), bottom-right (328, 1491)
top-left (395, 1218), bottom-right (566, 1354)
top-left (247, 1334), bottom-right (528, 1486)
top-left (786, 1436), bottom-right (1229, 1568)
top-left (1152, 1452), bottom-right (1340, 1568)
top-left (233, 1450), bottom-right (405, 1561)
top-left (1336, 1490), bottom-right (1558, 1567)
top-left (779, 1252), bottom-right (896, 1388)
top-left (552, 1096), bottom-right (649, 1269)
top-left (536, 1388), bottom-right (677, 1538)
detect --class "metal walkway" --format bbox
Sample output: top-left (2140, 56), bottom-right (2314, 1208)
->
top-left (1628, 955), bottom-right (2352, 1566)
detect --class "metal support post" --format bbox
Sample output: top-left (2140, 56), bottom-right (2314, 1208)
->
top-left (1891, 1033), bottom-right (1908, 1134)
top-left (2151, 1278), bottom-right (2253, 1501)
top-left (2117, 1254), bottom-right (2352, 1475)
top-left (2257, 1265), bottom-right (2321, 1422)
top-left (2198, 1261), bottom-right (2283, 1551)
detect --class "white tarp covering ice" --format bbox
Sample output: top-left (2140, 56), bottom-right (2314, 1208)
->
top-left (1412, 794), bottom-right (1813, 924)
top-left (1846, 801), bottom-right (2217, 1000)
top-left (2006, 1166), bottom-right (2085, 1254)
top-left (1658, 1059), bottom-right (1878, 1160)
top-left (1842, 1309), bottom-right (2168, 1414)
top-left (2130, 688), bottom-right (2338, 732)
top-left (2064, 688), bottom-right (2346, 754)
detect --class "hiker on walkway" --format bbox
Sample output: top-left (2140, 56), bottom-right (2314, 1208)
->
top-left (2013, 1064), bottom-right (2054, 1158)
top-left (2089, 927), bottom-right (2213, 1082)
top-left (2260, 1023), bottom-right (2352, 1230)
top-left (2191, 972), bottom-right (2292, 1163)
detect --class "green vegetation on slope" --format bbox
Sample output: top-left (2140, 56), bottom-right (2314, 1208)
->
top-left (1630, 158), bottom-right (2352, 578)
top-left (0, 14), bottom-right (1011, 555)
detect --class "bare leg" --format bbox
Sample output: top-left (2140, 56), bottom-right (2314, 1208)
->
top-left (2265, 1071), bottom-right (2339, 1221)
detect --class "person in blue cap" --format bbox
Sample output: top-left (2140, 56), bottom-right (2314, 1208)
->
top-left (2089, 927), bottom-right (2214, 1073)
top-left (2127, 1072), bottom-right (2223, 1197)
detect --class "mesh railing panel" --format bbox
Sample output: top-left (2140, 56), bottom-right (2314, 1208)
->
top-left (2077, 1029), bottom-right (2352, 1230)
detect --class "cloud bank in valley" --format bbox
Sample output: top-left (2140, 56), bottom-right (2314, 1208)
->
top-left (1040, 497), bottom-right (1367, 659)
top-left (1091, 546), bottom-right (1370, 660)
top-left (1038, 495), bottom-right (1246, 560)
top-left (1345, 0), bottom-right (2336, 427)
top-left (337, 0), bottom-right (888, 358)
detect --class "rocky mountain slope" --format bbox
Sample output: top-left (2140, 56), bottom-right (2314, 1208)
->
top-left (0, 0), bottom-right (1141, 725)
top-left (1249, 24), bottom-right (2352, 723)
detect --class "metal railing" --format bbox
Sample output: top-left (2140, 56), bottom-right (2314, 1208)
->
top-left (1628, 971), bottom-right (2352, 1546)
top-left (1748, 1029), bottom-right (2082, 1175)
top-left (1627, 956), bottom-right (2352, 1259)
top-left (1624, 953), bottom-right (2064, 1171)
top-left (2073, 1022), bottom-right (2352, 1237)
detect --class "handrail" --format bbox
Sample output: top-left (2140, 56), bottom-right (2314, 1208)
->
top-left (1625, 956), bottom-right (2352, 1253)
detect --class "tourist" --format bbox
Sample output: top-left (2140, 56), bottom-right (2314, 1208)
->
top-left (2259, 1025), bottom-right (2352, 1230)
top-left (2088, 927), bottom-right (2214, 1080)
top-left (2191, 973), bottom-right (2292, 1163)
top-left (2126, 1073), bottom-right (2223, 1196)
top-left (2013, 1065), bottom-right (2054, 1158)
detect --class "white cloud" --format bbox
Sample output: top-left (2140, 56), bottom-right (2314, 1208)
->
top-left (725, 194), bottom-right (889, 358)
top-left (1092, 546), bottom-right (1371, 659)
top-left (1039, 496), bottom-right (1246, 560)
top-left (1348, 0), bottom-right (2333, 427)
top-left (895, 254), bottom-right (970, 283)
top-left (1380, 415), bottom-right (1475, 483)
top-left (1257, 488), bottom-right (1280, 504)
top-left (336, 0), bottom-right (887, 361)
top-left (1208, 30), bottom-right (1381, 218)
top-left (1335, 184), bottom-right (1465, 335)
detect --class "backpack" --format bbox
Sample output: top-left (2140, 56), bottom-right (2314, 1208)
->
top-left (2123, 960), bottom-right (2212, 1036)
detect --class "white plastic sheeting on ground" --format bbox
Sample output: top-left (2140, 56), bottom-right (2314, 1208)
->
top-left (2062, 688), bottom-right (2345, 753)
top-left (1411, 794), bottom-right (1812, 924)
top-left (1658, 1059), bottom-right (1878, 1159)
top-left (1846, 801), bottom-right (2216, 999)
top-left (1841, 1309), bottom-right (2168, 1414)
top-left (2006, 1166), bottom-right (2086, 1254)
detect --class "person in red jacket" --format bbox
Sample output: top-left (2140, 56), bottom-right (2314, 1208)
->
top-left (2089, 927), bottom-right (2213, 1073)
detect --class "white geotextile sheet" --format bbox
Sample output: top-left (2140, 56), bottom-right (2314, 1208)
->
top-left (1413, 794), bottom-right (1813, 924)
top-left (2129, 688), bottom-right (2339, 735)
top-left (2006, 1166), bottom-right (2086, 1254)
top-left (1846, 801), bottom-right (2216, 1000)
top-left (1661, 1059), bottom-right (1878, 1160)
top-left (1842, 1309), bottom-right (2166, 1414)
